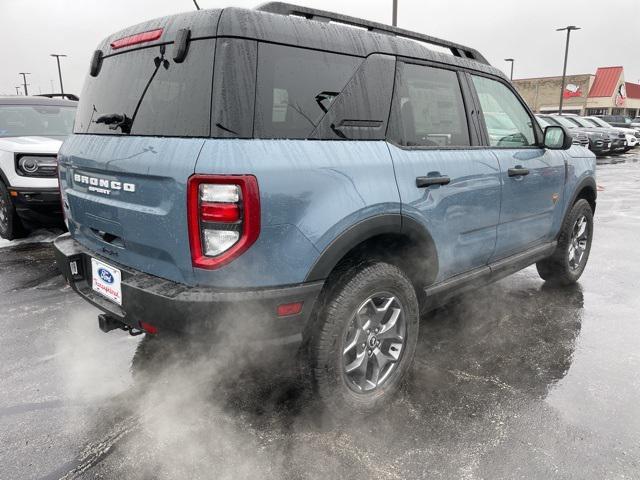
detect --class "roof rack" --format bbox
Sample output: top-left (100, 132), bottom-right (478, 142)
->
top-left (256, 2), bottom-right (489, 65)
top-left (36, 93), bottom-right (79, 101)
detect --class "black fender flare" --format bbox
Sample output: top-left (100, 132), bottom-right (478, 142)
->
top-left (304, 213), bottom-right (438, 284)
top-left (567, 176), bottom-right (597, 213)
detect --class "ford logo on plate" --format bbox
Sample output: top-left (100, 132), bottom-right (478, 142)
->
top-left (98, 268), bottom-right (114, 284)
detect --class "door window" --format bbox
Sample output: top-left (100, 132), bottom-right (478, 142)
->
top-left (388, 63), bottom-right (470, 147)
top-left (472, 75), bottom-right (536, 147)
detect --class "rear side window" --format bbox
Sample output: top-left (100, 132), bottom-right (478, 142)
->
top-left (254, 44), bottom-right (361, 139)
top-left (472, 75), bottom-right (535, 147)
top-left (74, 39), bottom-right (215, 137)
top-left (388, 63), bottom-right (470, 147)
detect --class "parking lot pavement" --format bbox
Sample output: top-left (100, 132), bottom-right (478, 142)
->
top-left (1, 153), bottom-right (640, 480)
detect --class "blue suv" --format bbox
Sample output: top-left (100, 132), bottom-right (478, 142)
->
top-left (54, 3), bottom-right (596, 413)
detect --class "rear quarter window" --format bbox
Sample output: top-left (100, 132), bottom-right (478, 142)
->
top-left (254, 44), bottom-right (361, 139)
top-left (74, 38), bottom-right (215, 137)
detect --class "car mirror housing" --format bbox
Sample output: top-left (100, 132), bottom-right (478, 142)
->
top-left (544, 125), bottom-right (572, 150)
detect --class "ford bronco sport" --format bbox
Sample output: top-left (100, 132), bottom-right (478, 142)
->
top-left (54, 3), bottom-right (597, 413)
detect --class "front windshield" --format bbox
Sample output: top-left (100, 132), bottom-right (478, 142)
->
top-left (551, 115), bottom-right (578, 129)
top-left (570, 117), bottom-right (593, 128)
top-left (586, 117), bottom-right (610, 128)
top-left (536, 116), bottom-right (551, 128)
top-left (0, 104), bottom-right (76, 137)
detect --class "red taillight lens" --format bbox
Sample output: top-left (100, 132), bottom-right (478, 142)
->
top-left (111, 28), bottom-right (163, 50)
top-left (187, 175), bottom-right (260, 270)
top-left (201, 203), bottom-right (240, 223)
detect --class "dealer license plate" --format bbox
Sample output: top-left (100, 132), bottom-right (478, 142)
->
top-left (91, 258), bottom-right (122, 305)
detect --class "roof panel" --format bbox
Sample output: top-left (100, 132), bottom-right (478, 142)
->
top-left (588, 66), bottom-right (623, 98)
top-left (625, 82), bottom-right (640, 99)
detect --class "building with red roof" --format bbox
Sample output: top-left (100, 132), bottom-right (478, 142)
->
top-left (513, 66), bottom-right (640, 118)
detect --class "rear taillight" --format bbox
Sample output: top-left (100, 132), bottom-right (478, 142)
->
top-left (187, 175), bottom-right (260, 270)
top-left (110, 28), bottom-right (163, 50)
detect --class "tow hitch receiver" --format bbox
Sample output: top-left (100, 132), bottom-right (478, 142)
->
top-left (98, 313), bottom-right (144, 336)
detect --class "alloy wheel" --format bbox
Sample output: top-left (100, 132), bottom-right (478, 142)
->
top-left (342, 293), bottom-right (407, 393)
top-left (568, 215), bottom-right (589, 270)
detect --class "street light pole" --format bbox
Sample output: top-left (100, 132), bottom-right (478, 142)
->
top-left (504, 58), bottom-right (515, 81)
top-left (392, 0), bottom-right (398, 26)
top-left (50, 54), bottom-right (67, 96)
top-left (18, 72), bottom-right (30, 96)
top-left (557, 26), bottom-right (581, 115)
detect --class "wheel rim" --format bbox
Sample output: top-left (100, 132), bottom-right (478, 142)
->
top-left (568, 215), bottom-right (589, 271)
top-left (342, 293), bottom-right (407, 393)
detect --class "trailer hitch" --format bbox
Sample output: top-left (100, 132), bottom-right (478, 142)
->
top-left (98, 313), bottom-right (143, 336)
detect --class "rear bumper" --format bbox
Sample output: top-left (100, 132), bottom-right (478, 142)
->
top-left (10, 187), bottom-right (63, 226)
top-left (53, 233), bottom-right (323, 339)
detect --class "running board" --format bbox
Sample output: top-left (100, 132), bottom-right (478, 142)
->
top-left (423, 242), bottom-right (557, 309)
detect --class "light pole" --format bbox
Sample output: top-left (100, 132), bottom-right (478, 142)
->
top-left (557, 26), bottom-right (580, 115)
top-left (392, 0), bottom-right (398, 26)
top-left (18, 72), bottom-right (30, 96)
top-left (50, 54), bottom-right (67, 96)
top-left (504, 58), bottom-right (515, 81)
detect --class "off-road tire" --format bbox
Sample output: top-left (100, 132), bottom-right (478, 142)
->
top-left (0, 181), bottom-right (26, 240)
top-left (537, 199), bottom-right (593, 285)
top-left (309, 261), bottom-right (419, 416)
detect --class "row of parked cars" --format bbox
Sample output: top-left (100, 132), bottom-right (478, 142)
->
top-left (537, 114), bottom-right (640, 157)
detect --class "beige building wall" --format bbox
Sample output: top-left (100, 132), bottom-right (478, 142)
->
top-left (513, 75), bottom-right (594, 114)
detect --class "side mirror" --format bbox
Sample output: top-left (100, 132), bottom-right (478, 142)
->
top-left (544, 125), bottom-right (573, 150)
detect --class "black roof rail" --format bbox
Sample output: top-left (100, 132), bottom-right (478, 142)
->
top-left (36, 93), bottom-right (79, 101)
top-left (255, 2), bottom-right (489, 65)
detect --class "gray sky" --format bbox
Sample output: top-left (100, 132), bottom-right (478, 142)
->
top-left (1, 0), bottom-right (639, 96)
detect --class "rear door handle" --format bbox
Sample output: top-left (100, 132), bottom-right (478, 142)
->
top-left (416, 176), bottom-right (451, 188)
top-left (508, 166), bottom-right (530, 177)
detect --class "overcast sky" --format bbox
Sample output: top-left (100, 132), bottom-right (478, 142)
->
top-left (1, 0), bottom-right (639, 96)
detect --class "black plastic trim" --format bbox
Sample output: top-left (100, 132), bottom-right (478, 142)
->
top-left (424, 241), bottom-right (557, 309)
top-left (566, 176), bottom-right (597, 217)
top-left (53, 233), bottom-right (323, 338)
top-left (305, 214), bottom-right (402, 281)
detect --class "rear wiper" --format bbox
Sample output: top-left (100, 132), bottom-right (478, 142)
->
top-left (95, 113), bottom-right (132, 133)
top-left (95, 45), bottom-right (170, 135)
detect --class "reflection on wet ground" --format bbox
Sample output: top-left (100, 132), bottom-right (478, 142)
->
top-left (1, 154), bottom-right (640, 479)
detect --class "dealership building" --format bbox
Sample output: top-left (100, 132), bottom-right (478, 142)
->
top-left (513, 66), bottom-right (640, 118)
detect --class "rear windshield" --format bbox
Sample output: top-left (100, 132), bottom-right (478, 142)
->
top-left (0, 104), bottom-right (76, 138)
top-left (74, 39), bottom-right (215, 137)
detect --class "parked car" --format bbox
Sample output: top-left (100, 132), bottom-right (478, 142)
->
top-left (53, 3), bottom-right (596, 414)
top-left (0, 96), bottom-right (77, 240)
top-left (555, 114), bottom-right (627, 154)
top-left (538, 114), bottom-right (613, 156)
top-left (583, 116), bottom-right (639, 150)
top-left (536, 115), bottom-right (589, 148)
top-left (632, 117), bottom-right (640, 128)
top-left (596, 115), bottom-right (640, 133)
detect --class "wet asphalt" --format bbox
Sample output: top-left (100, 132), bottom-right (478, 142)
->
top-left (1, 152), bottom-right (640, 480)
